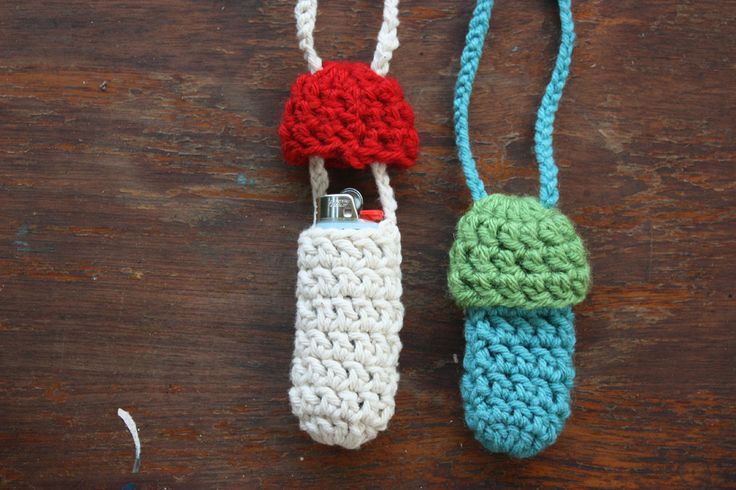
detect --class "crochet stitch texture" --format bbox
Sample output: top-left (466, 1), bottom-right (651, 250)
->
top-left (290, 220), bottom-right (403, 449)
top-left (285, 0), bottom-right (412, 449)
top-left (450, 0), bottom-right (589, 457)
top-left (448, 194), bottom-right (590, 309)
top-left (462, 306), bottom-right (575, 458)
top-left (279, 61), bottom-right (419, 170)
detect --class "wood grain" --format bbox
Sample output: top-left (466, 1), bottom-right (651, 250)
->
top-left (0, 1), bottom-right (734, 488)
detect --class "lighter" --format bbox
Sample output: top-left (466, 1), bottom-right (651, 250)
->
top-left (279, 0), bottom-right (419, 449)
top-left (315, 188), bottom-right (382, 229)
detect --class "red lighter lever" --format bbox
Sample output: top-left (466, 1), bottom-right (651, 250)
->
top-left (359, 209), bottom-right (384, 222)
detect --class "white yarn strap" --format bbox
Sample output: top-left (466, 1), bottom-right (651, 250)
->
top-left (368, 0), bottom-right (400, 220)
top-left (308, 156), bottom-right (329, 203)
top-left (295, 0), bottom-right (322, 73)
top-left (371, 0), bottom-right (400, 77)
top-left (294, 0), bottom-right (400, 76)
top-left (308, 156), bottom-right (328, 224)
top-left (371, 164), bottom-right (398, 222)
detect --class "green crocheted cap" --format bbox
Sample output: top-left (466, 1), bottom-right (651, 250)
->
top-left (448, 194), bottom-right (590, 309)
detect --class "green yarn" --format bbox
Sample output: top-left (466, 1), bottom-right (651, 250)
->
top-left (448, 194), bottom-right (590, 309)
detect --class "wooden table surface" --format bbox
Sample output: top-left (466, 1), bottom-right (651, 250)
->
top-left (1, 1), bottom-right (734, 488)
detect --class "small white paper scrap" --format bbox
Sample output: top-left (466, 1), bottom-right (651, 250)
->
top-left (117, 408), bottom-right (141, 473)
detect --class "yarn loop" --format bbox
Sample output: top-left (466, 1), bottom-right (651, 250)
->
top-left (279, 61), bottom-right (419, 170)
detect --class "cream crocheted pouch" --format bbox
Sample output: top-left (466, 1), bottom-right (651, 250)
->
top-left (290, 219), bottom-right (403, 449)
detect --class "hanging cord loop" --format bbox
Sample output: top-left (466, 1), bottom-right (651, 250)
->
top-left (536, 0), bottom-right (575, 208)
top-left (453, 0), bottom-right (576, 207)
top-left (294, 0), bottom-right (401, 222)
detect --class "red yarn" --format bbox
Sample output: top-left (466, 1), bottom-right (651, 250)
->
top-left (279, 61), bottom-right (419, 170)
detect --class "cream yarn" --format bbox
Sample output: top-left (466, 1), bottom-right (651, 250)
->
top-left (287, 0), bottom-right (406, 449)
top-left (289, 220), bottom-right (403, 449)
top-left (294, 0), bottom-right (399, 76)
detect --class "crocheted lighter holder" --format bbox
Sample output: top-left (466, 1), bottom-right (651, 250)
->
top-left (448, 195), bottom-right (591, 457)
top-left (279, 0), bottom-right (418, 449)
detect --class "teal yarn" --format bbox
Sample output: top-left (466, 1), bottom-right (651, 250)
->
top-left (462, 306), bottom-right (575, 458)
top-left (535, 0), bottom-right (576, 208)
top-left (453, 0), bottom-right (576, 207)
top-left (453, 0), bottom-right (494, 202)
top-left (451, 0), bottom-right (588, 458)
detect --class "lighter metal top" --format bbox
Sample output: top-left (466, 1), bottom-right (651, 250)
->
top-left (317, 189), bottom-right (363, 223)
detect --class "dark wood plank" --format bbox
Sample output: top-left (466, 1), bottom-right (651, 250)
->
top-left (0, 0), bottom-right (734, 488)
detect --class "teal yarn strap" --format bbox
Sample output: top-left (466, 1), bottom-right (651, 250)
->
top-left (453, 0), bottom-right (494, 202)
top-left (536, 0), bottom-right (575, 208)
top-left (453, 0), bottom-right (576, 206)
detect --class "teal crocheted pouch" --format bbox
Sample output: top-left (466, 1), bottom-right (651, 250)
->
top-left (449, 0), bottom-right (591, 457)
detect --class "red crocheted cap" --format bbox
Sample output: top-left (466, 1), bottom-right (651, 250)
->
top-left (279, 61), bottom-right (419, 170)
